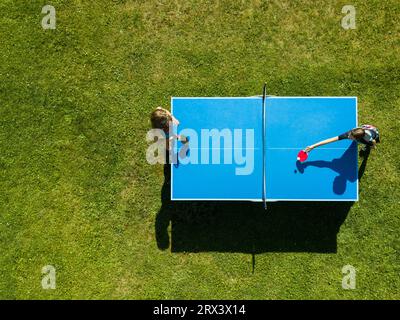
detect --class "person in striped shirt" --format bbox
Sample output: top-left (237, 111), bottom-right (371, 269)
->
top-left (305, 124), bottom-right (380, 154)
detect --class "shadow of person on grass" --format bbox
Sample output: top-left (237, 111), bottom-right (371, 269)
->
top-left (155, 160), bottom-right (173, 250)
top-left (358, 146), bottom-right (370, 180)
top-left (155, 144), bottom-right (369, 254)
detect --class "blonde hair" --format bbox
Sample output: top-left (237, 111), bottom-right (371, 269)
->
top-left (150, 107), bottom-right (172, 131)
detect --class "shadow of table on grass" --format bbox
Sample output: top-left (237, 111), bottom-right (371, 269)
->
top-left (155, 147), bottom-right (370, 254)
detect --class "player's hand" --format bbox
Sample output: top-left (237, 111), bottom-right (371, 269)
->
top-left (305, 146), bottom-right (314, 153)
top-left (178, 134), bottom-right (189, 144)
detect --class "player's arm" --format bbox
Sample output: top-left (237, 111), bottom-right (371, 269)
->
top-left (305, 136), bottom-right (339, 153)
top-left (168, 134), bottom-right (189, 144)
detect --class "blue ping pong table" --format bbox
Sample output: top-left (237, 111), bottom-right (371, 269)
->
top-left (171, 96), bottom-right (358, 202)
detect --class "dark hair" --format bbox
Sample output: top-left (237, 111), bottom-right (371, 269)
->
top-left (351, 128), bottom-right (365, 139)
top-left (150, 108), bottom-right (172, 131)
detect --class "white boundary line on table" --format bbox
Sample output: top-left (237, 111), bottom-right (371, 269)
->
top-left (172, 96), bottom-right (357, 99)
top-left (171, 198), bottom-right (358, 201)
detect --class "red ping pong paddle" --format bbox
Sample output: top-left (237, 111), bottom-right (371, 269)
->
top-left (297, 150), bottom-right (308, 162)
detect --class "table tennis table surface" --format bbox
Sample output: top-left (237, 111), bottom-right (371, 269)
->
top-left (171, 96), bottom-right (358, 202)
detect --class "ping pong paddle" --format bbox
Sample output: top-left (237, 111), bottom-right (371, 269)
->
top-left (179, 134), bottom-right (189, 144)
top-left (297, 150), bottom-right (308, 162)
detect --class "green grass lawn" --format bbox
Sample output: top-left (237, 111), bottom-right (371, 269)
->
top-left (0, 0), bottom-right (399, 299)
